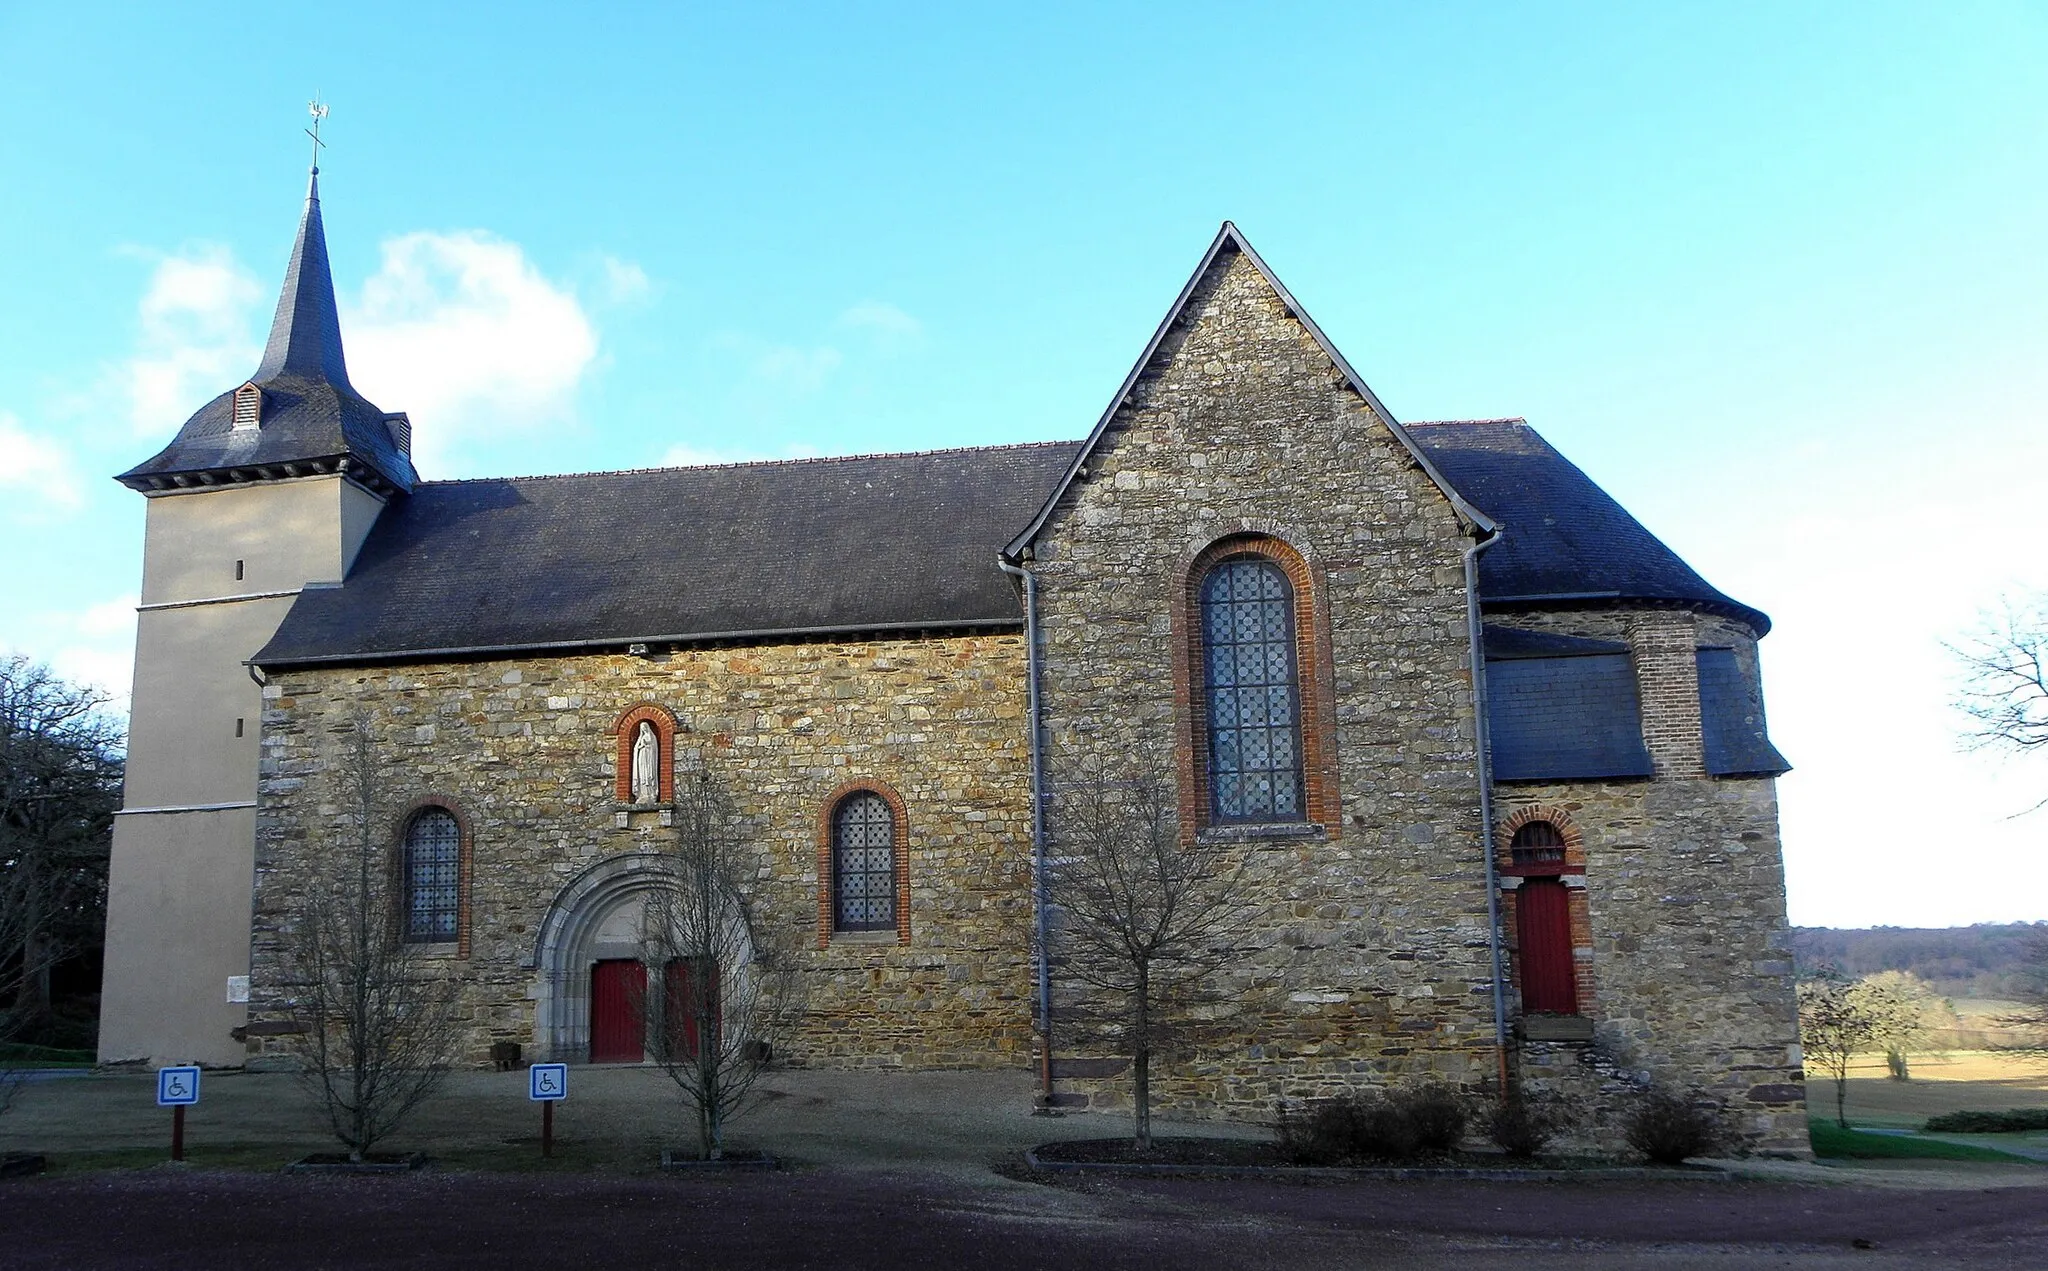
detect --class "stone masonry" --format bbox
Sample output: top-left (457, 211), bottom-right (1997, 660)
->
top-left (1487, 607), bottom-right (1807, 1154)
top-left (1026, 245), bottom-right (1505, 1112)
top-left (247, 635), bottom-right (1039, 1071)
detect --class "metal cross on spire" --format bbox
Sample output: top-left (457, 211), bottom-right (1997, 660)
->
top-left (306, 97), bottom-right (329, 173)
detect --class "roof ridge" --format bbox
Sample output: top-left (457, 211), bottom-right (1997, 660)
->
top-left (1405, 417), bottom-right (1529, 427)
top-left (416, 438), bottom-right (1085, 488)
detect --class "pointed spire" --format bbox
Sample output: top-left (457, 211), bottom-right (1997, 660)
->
top-left (251, 164), bottom-right (352, 387)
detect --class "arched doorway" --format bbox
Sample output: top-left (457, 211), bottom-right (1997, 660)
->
top-left (1509, 820), bottom-right (1579, 1016)
top-left (531, 850), bottom-right (753, 1064)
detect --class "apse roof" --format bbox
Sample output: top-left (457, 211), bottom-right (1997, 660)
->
top-left (1408, 419), bottom-right (1769, 635)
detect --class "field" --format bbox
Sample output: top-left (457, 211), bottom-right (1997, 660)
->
top-left (1833, 1049), bottom-right (2048, 1126)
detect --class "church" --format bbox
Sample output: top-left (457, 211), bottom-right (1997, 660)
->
top-left (97, 164), bottom-right (1809, 1153)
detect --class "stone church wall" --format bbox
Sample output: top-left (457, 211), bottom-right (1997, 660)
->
top-left (247, 634), bottom-right (1038, 1071)
top-left (1026, 247), bottom-right (1504, 1113)
top-left (1487, 608), bottom-right (1808, 1155)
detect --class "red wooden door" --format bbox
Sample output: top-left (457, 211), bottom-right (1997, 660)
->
top-left (1515, 879), bottom-right (1578, 1015)
top-left (664, 957), bottom-right (720, 1061)
top-left (589, 959), bottom-right (646, 1063)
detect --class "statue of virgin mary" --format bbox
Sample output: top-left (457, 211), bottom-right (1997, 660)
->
top-left (630, 720), bottom-right (660, 804)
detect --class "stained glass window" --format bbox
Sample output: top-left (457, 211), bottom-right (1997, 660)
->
top-left (404, 809), bottom-right (460, 942)
top-left (1201, 556), bottom-right (1304, 823)
top-left (833, 792), bottom-right (896, 932)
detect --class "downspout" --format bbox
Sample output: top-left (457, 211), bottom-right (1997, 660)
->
top-left (997, 556), bottom-right (1055, 1108)
top-left (1462, 524), bottom-right (1510, 1093)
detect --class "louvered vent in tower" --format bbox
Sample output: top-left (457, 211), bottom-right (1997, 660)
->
top-left (232, 383), bottom-right (262, 431)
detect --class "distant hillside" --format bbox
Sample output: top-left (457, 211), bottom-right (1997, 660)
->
top-left (1792, 924), bottom-right (2047, 1000)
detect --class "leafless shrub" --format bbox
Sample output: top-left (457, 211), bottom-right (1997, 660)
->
top-left (1043, 729), bottom-right (1258, 1150)
top-left (639, 761), bottom-right (805, 1161)
top-left (280, 713), bottom-right (461, 1160)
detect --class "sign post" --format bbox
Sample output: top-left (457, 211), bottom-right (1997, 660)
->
top-left (156, 1066), bottom-right (201, 1162)
top-left (528, 1063), bottom-right (567, 1158)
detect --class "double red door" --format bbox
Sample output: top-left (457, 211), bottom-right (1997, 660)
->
top-left (589, 958), bottom-right (722, 1063)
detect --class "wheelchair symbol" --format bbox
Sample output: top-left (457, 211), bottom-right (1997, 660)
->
top-left (528, 1063), bottom-right (568, 1101)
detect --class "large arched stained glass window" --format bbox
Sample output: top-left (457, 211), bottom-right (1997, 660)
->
top-left (403, 808), bottom-right (461, 942)
top-left (832, 792), bottom-right (896, 932)
top-left (1201, 555), bottom-right (1305, 823)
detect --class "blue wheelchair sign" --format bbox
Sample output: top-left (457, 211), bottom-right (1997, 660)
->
top-left (156, 1066), bottom-right (201, 1106)
top-left (528, 1063), bottom-right (568, 1102)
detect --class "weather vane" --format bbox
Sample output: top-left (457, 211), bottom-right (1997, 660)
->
top-left (306, 97), bottom-right (329, 172)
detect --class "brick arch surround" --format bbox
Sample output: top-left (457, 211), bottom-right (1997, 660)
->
top-left (1493, 804), bottom-right (1595, 1016)
top-left (391, 796), bottom-right (474, 958)
top-left (613, 702), bottom-right (679, 804)
top-left (816, 779), bottom-right (911, 948)
top-left (1170, 531), bottom-right (1341, 839)
top-left (1496, 805), bottom-right (1586, 871)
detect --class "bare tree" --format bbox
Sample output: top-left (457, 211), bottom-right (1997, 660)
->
top-left (0, 657), bottom-right (121, 1049)
top-left (639, 762), bottom-right (802, 1161)
top-left (1044, 733), bottom-right (1258, 1150)
top-left (1797, 966), bottom-right (1877, 1128)
top-left (1852, 970), bottom-right (1951, 1081)
top-left (1952, 598), bottom-right (2048, 811)
top-left (280, 713), bottom-right (461, 1161)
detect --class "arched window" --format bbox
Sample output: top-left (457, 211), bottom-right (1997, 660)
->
top-left (1510, 819), bottom-right (1566, 867)
top-left (1200, 555), bottom-right (1305, 823)
top-left (832, 792), bottom-right (897, 932)
top-left (403, 808), bottom-right (461, 942)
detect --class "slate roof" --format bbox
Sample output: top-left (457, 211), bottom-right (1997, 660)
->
top-left (255, 418), bottom-right (1769, 667)
top-left (117, 171), bottom-right (416, 495)
top-left (255, 443), bottom-right (1086, 668)
top-left (1698, 648), bottom-right (1793, 776)
top-left (1487, 653), bottom-right (1655, 783)
top-left (1407, 419), bottom-right (1769, 635)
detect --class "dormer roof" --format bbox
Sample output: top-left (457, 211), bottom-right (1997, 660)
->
top-left (117, 170), bottom-right (416, 496)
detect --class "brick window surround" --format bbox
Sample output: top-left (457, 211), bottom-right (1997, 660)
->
top-left (816, 780), bottom-right (911, 948)
top-left (392, 797), bottom-right (473, 958)
top-left (1495, 806), bottom-right (1594, 1016)
top-left (1171, 532), bottom-right (1341, 841)
top-left (613, 702), bottom-right (679, 804)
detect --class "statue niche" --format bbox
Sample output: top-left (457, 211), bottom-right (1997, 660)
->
top-left (630, 720), bottom-right (660, 805)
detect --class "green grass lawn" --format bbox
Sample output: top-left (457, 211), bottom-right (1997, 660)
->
top-left (1810, 1120), bottom-right (2040, 1163)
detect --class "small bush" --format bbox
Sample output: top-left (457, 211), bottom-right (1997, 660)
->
top-left (1923, 1108), bottom-right (2048, 1134)
top-left (1483, 1091), bottom-right (1572, 1158)
top-left (1350, 1097), bottom-right (1424, 1161)
top-left (1277, 1099), bottom-right (1360, 1166)
top-left (1394, 1083), bottom-right (1469, 1154)
top-left (1623, 1086), bottom-right (1721, 1165)
top-left (1277, 1085), bottom-right (1472, 1164)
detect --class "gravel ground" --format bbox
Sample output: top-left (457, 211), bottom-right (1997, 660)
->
top-left (2, 1066), bottom-right (2045, 1268)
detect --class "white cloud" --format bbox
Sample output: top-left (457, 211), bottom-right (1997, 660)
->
top-left (344, 231), bottom-right (599, 473)
top-left (599, 256), bottom-right (651, 305)
top-left (703, 300), bottom-right (924, 427)
top-left (122, 246), bottom-right (265, 435)
top-left (6, 593), bottom-right (140, 715)
top-left (0, 411), bottom-right (85, 513)
top-left (837, 300), bottom-right (924, 350)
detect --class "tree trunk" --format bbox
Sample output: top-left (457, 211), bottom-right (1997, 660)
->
top-left (1133, 960), bottom-right (1151, 1152)
top-left (1834, 1074), bottom-right (1848, 1129)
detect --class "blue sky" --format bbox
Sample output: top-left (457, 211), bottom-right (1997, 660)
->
top-left (2, 3), bottom-right (2044, 927)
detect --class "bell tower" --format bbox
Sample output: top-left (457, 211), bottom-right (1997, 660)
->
top-left (98, 145), bottom-right (417, 1064)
